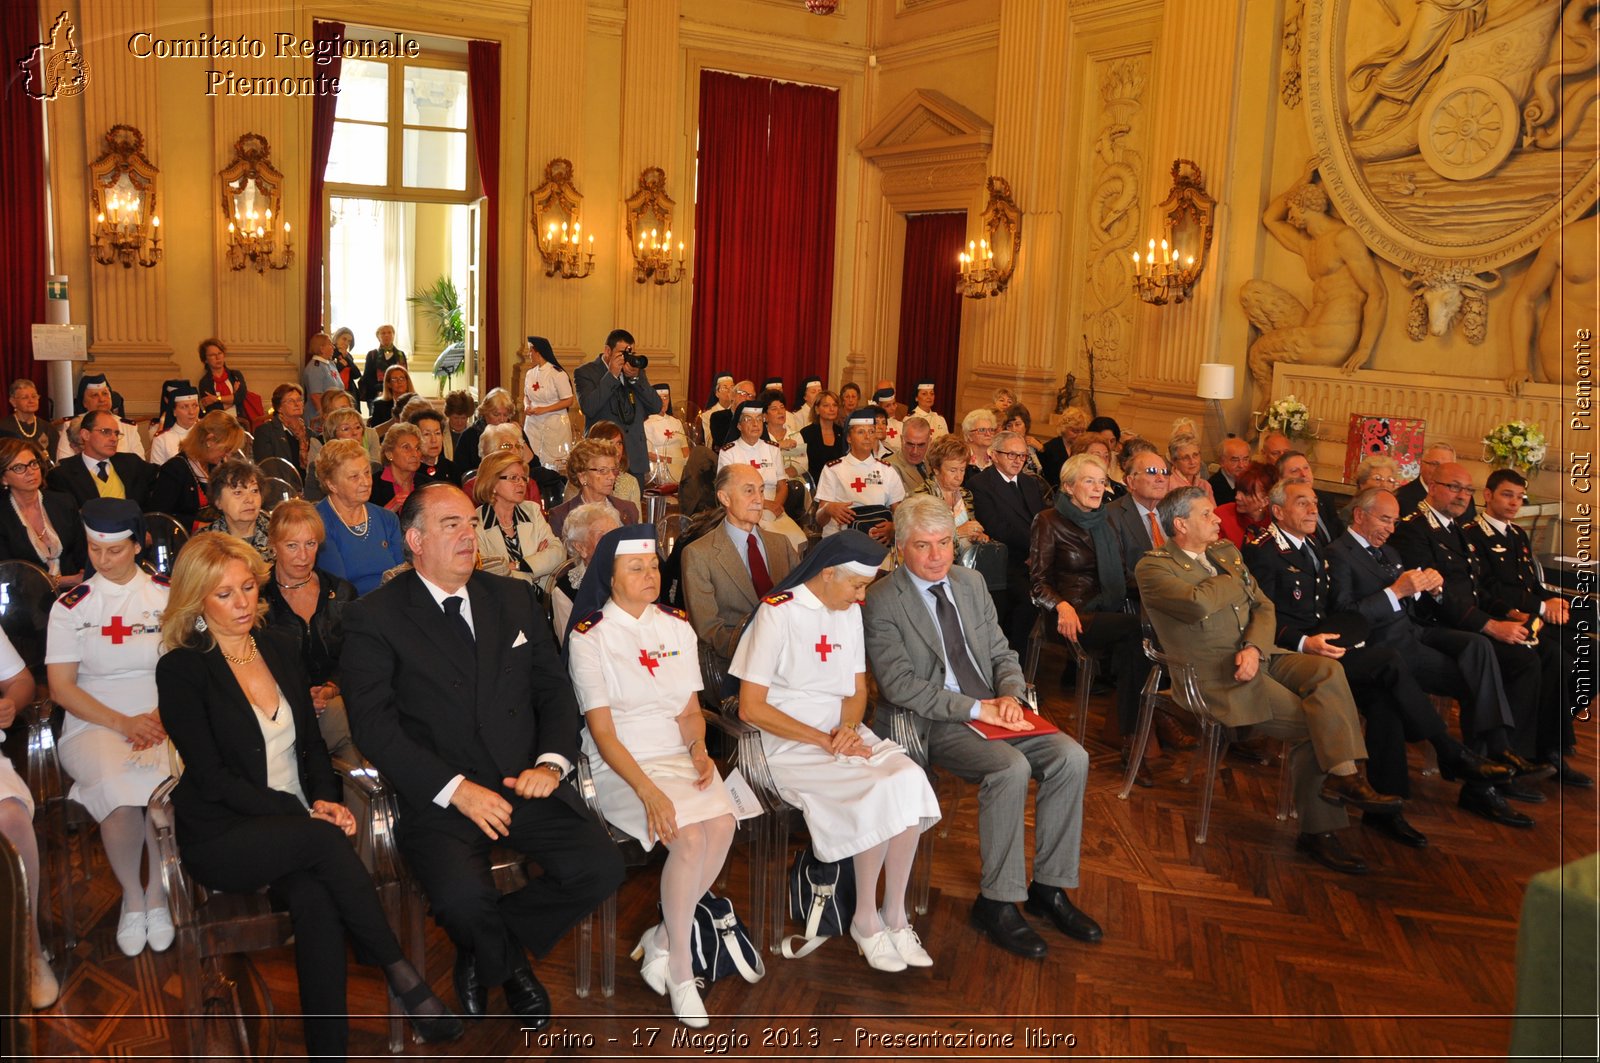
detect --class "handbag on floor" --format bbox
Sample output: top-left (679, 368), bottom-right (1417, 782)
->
top-left (688, 891), bottom-right (764, 984)
top-left (781, 844), bottom-right (855, 959)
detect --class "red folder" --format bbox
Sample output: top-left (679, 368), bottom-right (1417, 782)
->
top-left (966, 709), bottom-right (1060, 741)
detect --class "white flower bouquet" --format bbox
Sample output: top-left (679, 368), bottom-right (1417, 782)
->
top-left (1482, 420), bottom-right (1547, 475)
top-left (1265, 395), bottom-right (1312, 440)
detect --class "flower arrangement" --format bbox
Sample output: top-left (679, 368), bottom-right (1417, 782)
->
top-left (1264, 394), bottom-right (1312, 440)
top-left (1482, 420), bottom-right (1547, 476)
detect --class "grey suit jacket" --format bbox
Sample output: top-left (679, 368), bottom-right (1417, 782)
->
top-left (681, 521), bottom-right (798, 665)
top-left (572, 354), bottom-right (662, 480)
top-left (862, 564), bottom-right (1026, 745)
top-left (1105, 495), bottom-right (1157, 591)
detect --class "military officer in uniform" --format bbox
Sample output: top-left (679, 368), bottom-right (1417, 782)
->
top-left (1461, 469), bottom-right (1591, 786)
top-left (1244, 482), bottom-right (1511, 847)
top-left (1389, 463), bottom-right (1556, 795)
top-left (815, 408), bottom-right (905, 546)
top-left (715, 399), bottom-right (806, 551)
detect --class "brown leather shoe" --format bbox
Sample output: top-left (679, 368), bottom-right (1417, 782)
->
top-left (1318, 772), bottom-right (1404, 814)
top-left (1154, 713), bottom-right (1198, 752)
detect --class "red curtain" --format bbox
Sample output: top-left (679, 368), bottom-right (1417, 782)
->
top-left (303, 19), bottom-right (344, 340)
top-left (1, 2), bottom-right (49, 415)
top-left (467, 41), bottom-right (502, 391)
top-left (690, 71), bottom-right (837, 405)
top-left (895, 212), bottom-right (966, 424)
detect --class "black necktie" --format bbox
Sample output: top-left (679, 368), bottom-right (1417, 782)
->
top-left (443, 595), bottom-right (475, 648)
top-left (929, 583), bottom-right (994, 699)
top-left (1300, 539), bottom-right (1318, 571)
top-left (96, 460), bottom-right (109, 483)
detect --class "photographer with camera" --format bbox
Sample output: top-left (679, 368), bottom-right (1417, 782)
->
top-left (574, 328), bottom-right (663, 480)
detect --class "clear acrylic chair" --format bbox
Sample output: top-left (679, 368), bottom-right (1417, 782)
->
top-left (1021, 600), bottom-right (1095, 741)
top-left (257, 456), bottom-right (304, 494)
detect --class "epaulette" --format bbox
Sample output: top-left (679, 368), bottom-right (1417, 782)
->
top-left (59, 584), bottom-right (90, 608)
top-left (573, 611), bottom-right (603, 634)
top-left (825, 457), bottom-right (845, 467)
top-left (876, 457), bottom-right (893, 467)
top-left (719, 441), bottom-right (736, 451)
top-left (149, 572), bottom-right (170, 587)
top-left (1398, 509), bottom-right (1422, 523)
top-left (762, 591), bottom-right (794, 606)
top-left (655, 603), bottom-right (688, 621)
top-left (1245, 527), bottom-right (1273, 547)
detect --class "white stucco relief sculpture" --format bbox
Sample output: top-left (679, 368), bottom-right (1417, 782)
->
top-left (1242, 162), bottom-right (1388, 411)
top-left (1507, 212), bottom-right (1599, 391)
top-left (1082, 57), bottom-right (1147, 389)
top-left (1402, 266), bottom-right (1501, 342)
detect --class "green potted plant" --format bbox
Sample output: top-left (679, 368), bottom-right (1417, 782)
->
top-left (407, 275), bottom-right (466, 388)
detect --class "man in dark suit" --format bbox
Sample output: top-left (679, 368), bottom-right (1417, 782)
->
top-left (1395, 442), bottom-right (1475, 518)
top-left (45, 410), bottom-right (154, 508)
top-left (1332, 488), bottom-right (1548, 828)
top-left (681, 464), bottom-right (800, 678)
top-left (342, 484), bottom-right (623, 1027)
top-left (1389, 463), bottom-right (1554, 790)
top-left (864, 495), bottom-right (1098, 958)
top-left (1246, 483), bottom-right (1511, 846)
top-left (1209, 436), bottom-right (1252, 505)
top-left (968, 430), bottom-right (1048, 654)
top-left (1276, 451), bottom-right (1345, 548)
top-left (572, 328), bottom-right (663, 481)
top-left (1135, 486), bottom-right (1399, 875)
top-left (1462, 469), bottom-right (1590, 785)
top-left (1106, 451), bottom-right (1171, 594)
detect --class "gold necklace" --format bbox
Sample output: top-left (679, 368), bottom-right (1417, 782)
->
top-left (219, 636), bottom-right (258, 665)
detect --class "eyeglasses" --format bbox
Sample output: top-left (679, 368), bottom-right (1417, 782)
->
top-left (1367, 475), bottom-right (1400, 486)
top-left (497, 474), bottom-right (529, 484)
top-left (88, 427), bottom-right (120, 437)
top-left (970, 426), bottom-right (996, 435)
top-left (1437, 481), bottom-right (1474, 494)
top-left (6, 459), bottom-right (40, 474)
top-left (992, 449), bottom-right (1028, 460)
top-left (587, 466), bottom-right (619, 477)
top-left (1137, 466), bottom-right (1170, 476)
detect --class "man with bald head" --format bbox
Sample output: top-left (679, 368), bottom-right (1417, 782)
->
top-left (1209, 436), bottom-right (1252, 506)
top-left (1389, 464), bottom-right (1554, 792)
top-left (1257, 432), bottom-right (1291, 467)
top-left (1396, 442), bottom-right (1474, 518)
top-left (681, 462), bottom-right (800, 679)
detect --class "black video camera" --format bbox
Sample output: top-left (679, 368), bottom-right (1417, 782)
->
top-left (623, 350), bottom-right (649, 371)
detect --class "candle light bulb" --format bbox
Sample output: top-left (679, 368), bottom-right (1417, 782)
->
top-left (228, 222), bottom-right (235, 234)
top-left (284, 222), bottom-right (291, 234)
top-left (1148, 238), bottom-right (1155, 252)
top-left (152, 216), bottom-right (160, 228)
top-left (968, 241), bottom-right (976, 253)
top-left (97, 212), bottom-right (105, 223)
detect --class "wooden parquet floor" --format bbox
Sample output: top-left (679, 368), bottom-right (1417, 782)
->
top-left (21, 648), bottom-right (1600, 1061)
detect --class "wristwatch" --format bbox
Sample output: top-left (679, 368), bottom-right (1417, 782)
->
top-left (539, 762), bottom-right (563, 777)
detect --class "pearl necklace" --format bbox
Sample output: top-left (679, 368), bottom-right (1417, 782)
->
top-left (220, 636), bottom-right (258, 665)
top-left (14, 417), bottom-right (38, 439)
top-left (334, 503), bottom-right (370, 538)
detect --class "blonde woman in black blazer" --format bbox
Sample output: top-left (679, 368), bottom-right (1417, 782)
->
top-left (156, 533), bottom-right (461, 1059)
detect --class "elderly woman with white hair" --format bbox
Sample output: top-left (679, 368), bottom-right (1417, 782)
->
top-left (733, 531), bottom-right (940, 974)
top-left (550, 501), bottom-right (623, 642)
top-left (1166, 428), bottom-right (1216, 504)
top-left (1353, 455), bottom-right (1402, 493)
top-left (455, 387), bottom-right (518, 472)
top-left (961, 408), bottom-right (999, 477)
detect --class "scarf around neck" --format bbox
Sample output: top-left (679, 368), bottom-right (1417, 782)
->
top-left (1055, 492), bottom-right (1126, 609)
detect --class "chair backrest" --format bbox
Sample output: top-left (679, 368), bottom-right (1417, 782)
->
top-left (784, 477), bottom-right (814, 530)
top-left (0, 560), bottom-right (56, 672)
top-left (656, 512), bottom-right (691, 563)
top-left (257, 456), bottom-right (304, 493)
top-left (1138, 609), bottom-right (1211, 722)
top-left (957, 539), bottom-right (1008, 592)
top-left (260, 477), bottom-right (297, 512)
top-left (142, 513), bottom-right (189, 576)
top-left (147, 776), bottom-right (199, 927)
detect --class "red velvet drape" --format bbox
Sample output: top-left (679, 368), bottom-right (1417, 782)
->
top-left (895, 212), bottom-right (966, 424)
top-left (467, 40), bottom-right (501, 392)
top-left (689, 71), bottom-right (838, 405)
top-left (303, 19), bottom-right (344, 340)
top-left (1, 3), bottom-right (50, 415)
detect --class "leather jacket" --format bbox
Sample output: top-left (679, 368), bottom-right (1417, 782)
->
top-left (1029, 507), bottom-right (1122, 614)
top-left (262, 568), bottom-right (358, 685)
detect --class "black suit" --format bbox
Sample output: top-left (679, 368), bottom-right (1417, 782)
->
top-left (1311, 491), bottom-right (1346, 550)
top-left (342, 569), bottom-right (623, 986)
top-left (148, 456), bottom-right (208, 528)
top-left (1462, 515), bottom-right (1581, 747)
top-left (1209, 469), bottom-right (1236, 506)
top-left (0, 489), bottom-right (85, 574)
top-left (1244, 525), bottom-right (1455, 797)
top-left (1039, 437), bottom-right (1069, 488)
top-left (968, 465), bottom-right (1047, 653)
top-left (1396, 477), bottom-right (1475, 520)
top-left (1104, 495), bottom-right (1158, 597)
top-left (1327, 529), bottom-right (1518, 753)
top-left (157, 630), bottom-right (403, 1057)
top-left (252, 417), bottom-right (306, 474)
top-left (572, 356), bottom-right (662, 480)
top-left (45, 453), bottom-right (154, 509)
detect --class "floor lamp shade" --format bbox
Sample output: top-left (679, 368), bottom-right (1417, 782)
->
top-left (1196, 363), bottom-right (1235, 400)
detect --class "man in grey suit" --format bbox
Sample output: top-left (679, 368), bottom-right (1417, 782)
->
top-left (864, 495), bottom-right (1099, 959)
top-left (682, 464), bottom-right (800, 677)
top-left (572, 328), bottom-right (662, 480)
top-left (1106, 450), bottom-right (1172, 594)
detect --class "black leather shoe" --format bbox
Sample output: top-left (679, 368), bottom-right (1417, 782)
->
top-left (452, 949), bottom-right (486, 1019)
top-left (1295, 831), bottom-right (1369, 875)
top-left (396, 982), bottom-right (465, 1045)
top-left (1545, 754), bottom-right (1595, 788)
top-left (502, 968), bottom-right (551, 1029)
top-left (1458, 785), bottom-right (1534, 828)
top-left (1121, 740), bottom-right (1155, 789)
top-left (1438, 748), bottom-right (1514, 785)
top-left (1024, 884), bottom-right (1103, 943)
top-left (1491, 749), bottom-right (1557, 781)
top-left (1319, 772), bottom-right (1404, 814)
top-left (1361, 811), bottom-right (1428, 848)
top-left (968, 896), bottom-right (1048, 958)
top-left (1501, 780), bottom-right (1548, 804)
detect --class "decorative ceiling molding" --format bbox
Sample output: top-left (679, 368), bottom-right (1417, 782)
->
top-left (858, 89), bottom-right (993, 170)
top-left (873, 23), bottom-right (999, 70)
top-left (679, 18), bottom-right (870, 73)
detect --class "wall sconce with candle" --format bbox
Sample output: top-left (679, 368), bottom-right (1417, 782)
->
top-left (625, 167), bottom-right (686, 286)
top-left (531, 157), bottom-right (595, 280)
top-left (956, 176), bottom-right (1022, 299)
top-left (1132, 159), bottom-right (1216, 306)
top-left (219, 133), bottom-right (293, 273)
top-left (89, 124), bottom-right (162, 269)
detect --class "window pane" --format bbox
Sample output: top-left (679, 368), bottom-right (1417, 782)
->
top-left (335, 60), bottom-right (388, 122)
top-left (402, 129), bottom-right (467, 190)
top-left (403, 67), bottom-right (468, 128)
top-left (326, 122), bottom-right (388, 186)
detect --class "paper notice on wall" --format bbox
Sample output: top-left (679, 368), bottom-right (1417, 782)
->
top-left (31, 324), bottom-right (87, 362)
top-left (720, 768), bottom-right (764, 821)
